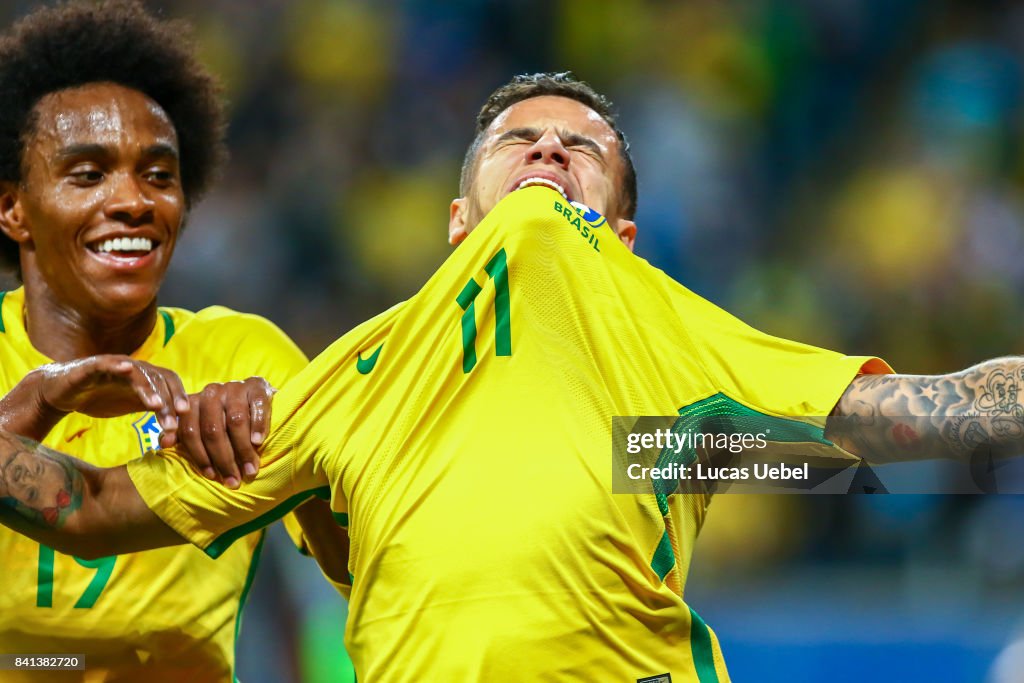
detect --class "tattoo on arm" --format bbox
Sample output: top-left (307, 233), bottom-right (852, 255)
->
top-left (829, 358), bottom-right (1024, 461)
top-left (0, 431), bottom-right (83, 529)
top-left (0, 430), bottom-right (182, 557)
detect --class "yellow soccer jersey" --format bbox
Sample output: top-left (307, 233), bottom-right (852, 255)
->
top-left (0, 288), bottom-right (307, 682)
top-left (129, 186), bottom-right (890, 682)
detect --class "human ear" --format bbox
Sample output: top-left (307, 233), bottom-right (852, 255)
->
top-left (615, 218), bottom-right (637, 252)
top-left (448, 197), bottom-right (469, 246)
top-left (0, 184), bottom-right (30, 246)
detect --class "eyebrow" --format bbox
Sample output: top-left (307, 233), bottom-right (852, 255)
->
top-left (494, 127), bottom-right (603, 157)
top-left (54, 143), bottom-right (111, 162)
top-left (54, 142), bottom-right (179, 163)
top-left (495, 127), bottom-right (541, 145)
top-left (143, 143), bottom-right (179, 161)
top-left (561, 132), bottom-right (602, 156)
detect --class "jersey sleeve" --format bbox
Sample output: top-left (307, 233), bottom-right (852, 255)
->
top-left (682, 294), bottom-right (892, 419)
top-left (126, 424), bottom-right (328, 559)
top-left (226, 314), bottom-right (316, 553)
top-left (126, 306), bottom-right (401, 558)
top-left (197, 309), bottom-right (317, 553)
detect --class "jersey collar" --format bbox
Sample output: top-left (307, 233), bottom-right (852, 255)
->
top-left (0, 287), bottom-right (169, 363)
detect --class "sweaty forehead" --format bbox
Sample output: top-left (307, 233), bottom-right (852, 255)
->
top-left (486, 95), bottom-right (618, 148)
top-left (29, 82), bottom-right (178, 152)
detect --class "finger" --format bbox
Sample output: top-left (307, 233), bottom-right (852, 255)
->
top-left (121, 362), bottom-right (167, 413)
top-left (139, 367), bottom-right (179, 433)
top-left (248, 378), bottom-right (273, 447)
top-left (199, 384), bottom-right (241, 489)
top-left (225, 384), bottom-right (261, 482)
top-left (104, 357), bottom-right (135, 376)
top-left (158, 427), bottom-right (178, 450)
top-left (83, 354), bottom-right (133, 380)
top-left (179, 394), bottom-right (216, 481)
top-left (162, 369), bottom-right (190, 415)
top-left (147, 367), bottom-right (189, 448)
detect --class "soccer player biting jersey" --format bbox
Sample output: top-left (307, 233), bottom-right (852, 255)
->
top-left (1, 73), bottom-right (1022, 682)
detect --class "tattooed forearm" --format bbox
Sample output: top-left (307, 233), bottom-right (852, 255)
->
top-left (0, 430), bottom-right (84, 528)
top-left (0, 430), bottom-right (182, 557)
top-left (828, 358), bottom-right (1024, 461)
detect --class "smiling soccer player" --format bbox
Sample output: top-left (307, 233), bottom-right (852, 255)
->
top-left (0, 2), bottom-right (325, 681)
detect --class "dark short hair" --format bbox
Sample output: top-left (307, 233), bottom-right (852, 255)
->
top-left (0, 0), bottom-right (226, 272)
top-left (460, 72), bottom-right (637, 220)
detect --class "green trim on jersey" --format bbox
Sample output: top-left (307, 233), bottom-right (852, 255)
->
top-left (644, 392), bottom-right (835, 679)
top-left (689, 606), bottom-right (719, 683)
top-left (650, 392), bottom-right (833, 580)
top-left (205, 486), bottom-right (331, 559)
top-left (655, 392), bottom-right (832, 512)
top-left (650, 530), bottom-right (674, 581)
top-left (233, 530), bottom-right (266, 683)
top-left (159, 309), bottom-right (175, 346)
top-left (0, 290), bottom-right (6, 333)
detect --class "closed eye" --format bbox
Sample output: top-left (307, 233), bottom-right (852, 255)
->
top-left (562, 133), bottom-right (602, 157)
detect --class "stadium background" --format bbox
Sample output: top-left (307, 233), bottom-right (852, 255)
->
top-left (2, 0), bottom-right (1024, 681)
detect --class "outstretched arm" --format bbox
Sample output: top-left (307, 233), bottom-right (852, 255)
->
top-left (828, 357), bottom-right (1024, 461)
top-left (0, 431), bottom-right (183, 559)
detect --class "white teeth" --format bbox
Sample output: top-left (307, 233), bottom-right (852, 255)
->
top-left (95, 237), bottom-right (153, 254)
top-left (516, 177), bottom-right (568, 200)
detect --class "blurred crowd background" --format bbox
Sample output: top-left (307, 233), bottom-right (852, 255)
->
top-left (4, 0), bottom-right (1024, 681)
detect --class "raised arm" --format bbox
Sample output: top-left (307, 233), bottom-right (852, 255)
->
top-left (828, 357), bottom-right (1024, 461)
top-left (0, 430), bottom-right (183, 559)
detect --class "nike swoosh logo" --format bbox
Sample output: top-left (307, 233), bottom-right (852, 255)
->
top-left (356, 343), bottom-right (384, 375)
top-left (65, 427), bottom-right (91, 443)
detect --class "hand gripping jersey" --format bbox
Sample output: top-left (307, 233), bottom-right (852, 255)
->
top-left (129, 187), bottom-right (889, 682)
top-left (0, 289), bottom-right (307, 682)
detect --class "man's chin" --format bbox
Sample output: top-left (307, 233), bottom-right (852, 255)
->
top-left (87, 282), bottom-right (161, 321)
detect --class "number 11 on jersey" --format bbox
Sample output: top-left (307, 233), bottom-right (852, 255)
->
top-left (456, 248), bottom-right (511, 373)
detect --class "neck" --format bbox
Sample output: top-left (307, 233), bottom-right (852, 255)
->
top-left (20, 281), bottom-right (157, 363)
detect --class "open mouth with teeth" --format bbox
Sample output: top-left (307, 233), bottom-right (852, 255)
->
top-left (515, 177), bottom-right (571, 201)
top-left (87, 236), bottom-right (157, 260)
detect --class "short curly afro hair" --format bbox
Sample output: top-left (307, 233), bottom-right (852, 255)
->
top-left (0, 0), bottom-right (226, 271)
